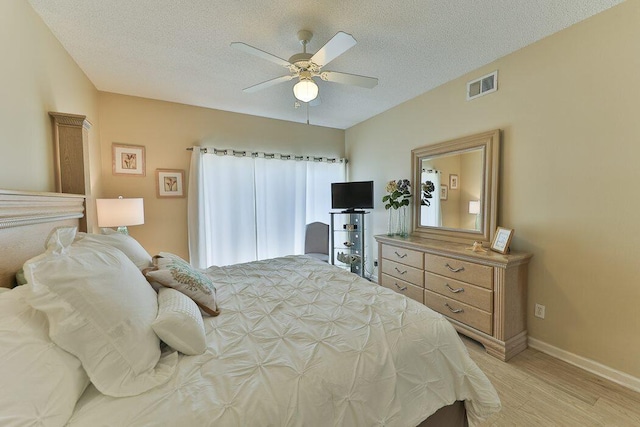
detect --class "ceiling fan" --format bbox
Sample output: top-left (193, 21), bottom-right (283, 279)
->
top-left (231, 30), bottom-right (378, 103)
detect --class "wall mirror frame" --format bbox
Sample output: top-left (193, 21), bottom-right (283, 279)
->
top-left (411, 129), bottom-right (500, 244)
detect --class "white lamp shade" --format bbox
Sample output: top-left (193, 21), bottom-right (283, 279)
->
top-left (468, 200), bottom-right (481, 215)
top-left (96, 198), bottom-right (144, 227)
top-left (293, 78), bottom-right (319, 103)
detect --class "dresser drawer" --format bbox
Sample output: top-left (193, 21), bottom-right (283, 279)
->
top-left (381, 259), bottom-right (424, 286)
top-left (425, 254), bottom-right (493, 289)
top-left (425, 272), bottom-right (493, 312)
top-left (381, 244), bottom-right (423, 269)
top-left (380, 274), bottom-right (423, 304)
top-left (424, 289), bottom-right (492, 335)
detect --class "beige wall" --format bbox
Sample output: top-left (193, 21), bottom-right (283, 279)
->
top-left (459, 150), bottom-right (482, 230)
top-left (98, 92), bottom-right (344, 260)
top-left (0, 0), bottom-right (101, 221)
top-left (424, 154), bottom-right (462, 228)
top-left (424, 149), bottom-right (482, 231)
top-left (347, 1), bottom-right (640, 379)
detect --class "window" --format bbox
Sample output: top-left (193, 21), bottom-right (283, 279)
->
top-left (188, 149), bottom-right (345, 268)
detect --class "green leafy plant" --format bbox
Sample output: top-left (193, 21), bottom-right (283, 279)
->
top-left (383, 179), bottom-right (411, 210)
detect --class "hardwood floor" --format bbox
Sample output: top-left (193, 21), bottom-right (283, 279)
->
top-left (462, 336), bottom-right (640, 426)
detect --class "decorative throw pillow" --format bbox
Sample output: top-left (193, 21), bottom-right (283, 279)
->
top-left (145, 252), bottom-right (220, 316)
top-left (76, 229), bottom-right (153, 270)
top-left (0, 286), bottom-right (90, 426)
top-left (152, 287), bottom-right (207, 355)
top-left (24, 228), bottom-right (177, 397)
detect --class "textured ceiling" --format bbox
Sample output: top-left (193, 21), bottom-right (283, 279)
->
top-left (28, 0), bottom-right (623, 129)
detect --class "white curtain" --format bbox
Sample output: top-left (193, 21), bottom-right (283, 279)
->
top-left (188, 149), bottom-right (345, 268)
top-left (420, 170), bottom-right (442, 227)
top-left (187, 148), bottom-right (207, 268)
top-left (189, 149), bottom-right (257, 267)
top-left (306, 161), bottom-right (344, 224)
top-left (254, 157), bottom-right (307, 260)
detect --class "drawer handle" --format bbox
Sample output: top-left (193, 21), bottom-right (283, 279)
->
top-left (394, 283), bottom-right (408, 291)
top-left (394, 251), bottom-right (408, 259)
top-left (445, 263), bottom-right (465, 273)
top-left (394, 267), bottom-right (407, 275)
top-left (445, 284), bottom-right (465, 293)
top-left (445, 303), bottom-right (464, 314)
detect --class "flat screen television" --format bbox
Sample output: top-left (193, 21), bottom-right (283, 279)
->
top-left (331, 181), bottom-right (374, 212)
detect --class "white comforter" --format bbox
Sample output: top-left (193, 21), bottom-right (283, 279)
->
top-left (69, 256), bottom-right (500, 426)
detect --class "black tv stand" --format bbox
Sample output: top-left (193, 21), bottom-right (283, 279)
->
top-left (341, 209), bottom-right (365, 213)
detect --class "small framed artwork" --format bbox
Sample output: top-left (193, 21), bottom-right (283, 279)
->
top-left (112, 143), bottom-right (146, 176)
top-left (440, 184), bottom-right (448, 201)
top-left (156, 169), bottom-right (185, 198)
top-left (449, 174), bottom-right (459, 190)
top-left (491, 227), bottom-right (514, 254)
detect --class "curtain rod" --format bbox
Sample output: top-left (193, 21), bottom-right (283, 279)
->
top-left (186, 146), bottom-right (347, 163)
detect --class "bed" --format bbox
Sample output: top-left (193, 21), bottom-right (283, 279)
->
top-left (0, 190), bottom-right (500, 426)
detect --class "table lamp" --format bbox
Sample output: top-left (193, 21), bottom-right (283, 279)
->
top-left (468, 200), bottom-right (481, 231)
top-left (96, 196), bottom-right (144, 235)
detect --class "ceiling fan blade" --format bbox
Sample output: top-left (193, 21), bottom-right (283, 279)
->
top-left (321, 71), bottom-right (378, 89)
top-left (230, 42), bottom-right (291, 67)
top-left (243, 75), bottom-right (293, 93)
top-left (310, 31), bottom-right (357, 68)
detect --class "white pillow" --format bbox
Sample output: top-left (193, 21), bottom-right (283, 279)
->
top-left (0, 286), bottom-right (90, 426)
top-left (152, 287), bottom-right (207, 355)
top-left (23, 229), bottom-right (177, 397)
top-left (76, 229), bottom-right (153, 269)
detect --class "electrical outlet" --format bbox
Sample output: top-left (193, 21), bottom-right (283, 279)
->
top-left (534, 304), bottom-right (546, 319)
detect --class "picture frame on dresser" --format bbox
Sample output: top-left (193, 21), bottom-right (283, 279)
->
top-left (491, 227), bottom-right (514, 254)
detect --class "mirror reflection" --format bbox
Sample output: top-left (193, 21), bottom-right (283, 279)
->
top-left (420, 148), bottom-right (484, 232)
top-left (412, 129), bottom-right (499, 244)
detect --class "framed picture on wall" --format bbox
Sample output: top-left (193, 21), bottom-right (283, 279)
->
top-left (112, 143), bottom-right (146, 176)
top-left (440, 184), bottom-right (448, 201)
top-left (449, 174), bottom-right (459, 190)
top-left (491, 227), bottom-right (514, 254)
top-left (156, 169), bottom-right (185, 198)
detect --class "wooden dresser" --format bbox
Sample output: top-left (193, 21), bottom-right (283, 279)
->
top-left (375, 234), bottom-right (532, 361)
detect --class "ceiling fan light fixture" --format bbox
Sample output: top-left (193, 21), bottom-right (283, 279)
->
top-left (233, 30), bottom-right (377, 106)
top-left (293, 78), bottom-right (318, 103)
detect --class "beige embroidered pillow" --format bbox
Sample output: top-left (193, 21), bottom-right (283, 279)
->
top-left (145, 253), bottom-right (220, 316)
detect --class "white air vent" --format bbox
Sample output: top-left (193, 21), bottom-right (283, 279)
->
top-left (467, 71), bottom-right (498, 100)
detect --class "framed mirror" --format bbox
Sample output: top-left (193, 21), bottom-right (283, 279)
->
top-left (411, 129), bottom-right (500, 244)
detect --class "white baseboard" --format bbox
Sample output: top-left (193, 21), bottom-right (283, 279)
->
top-left (528, 337), bottom-right (640, 394)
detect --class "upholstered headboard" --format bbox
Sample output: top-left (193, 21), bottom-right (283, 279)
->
top-left (0, 190), bottom-right (85, 288)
